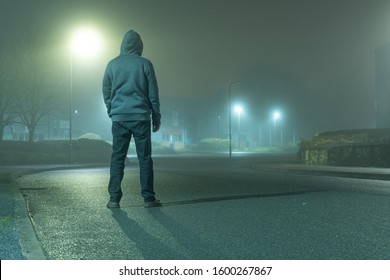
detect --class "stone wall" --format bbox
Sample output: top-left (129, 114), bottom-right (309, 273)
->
top-left (298, 129), bottom-right (390, 167)
top-left (299, 143), bottom-right (390, 167)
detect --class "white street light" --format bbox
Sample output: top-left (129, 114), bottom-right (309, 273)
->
top-left (234, 105), bottom-right (243, 114)
top-left (69, 27), bottom-right (102, 163)
top-left (273, 111), bottom-right (281, 123)
top-left (234, 105), bottom-right (243, 128)
top-left (71, 28), bottom-right (102, 58)
top-left (234, 105), bottom-right (243, 150)
top-left (228, 81), bottom-right (240, 158)
top-left (272, 111), bottom-right (282, 146)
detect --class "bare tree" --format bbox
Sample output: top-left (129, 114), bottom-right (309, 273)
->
top-left (12, 28), bottom-right (62, 142)
top-left (0, 49), bottom-right (15, 141)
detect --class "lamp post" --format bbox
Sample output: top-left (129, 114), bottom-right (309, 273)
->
top-left (217, 114), bottom-right (221, 139)
top-left (272, 111), bottom-right (281, 146)
top-left (69, 28), bottom-right (102, 163)
top-left (234, 105), bottom-right (243, 150)
top-left (229, 81), bottom-right (240, 158)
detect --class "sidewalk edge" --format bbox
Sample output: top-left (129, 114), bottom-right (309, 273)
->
top-left (253, 164), bottom-right (390, 181)
top-left (7, 164), bottom-right (107, 260)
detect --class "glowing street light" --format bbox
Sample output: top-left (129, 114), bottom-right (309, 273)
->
top-left (273, 111), bottom-right (281, 130)
top-left (235, 105), bottom-right (243, 127)
top-left (272, 110), bottom-right (282, 146)
top-left (234, 105), bottom-right (243, 150)
top-left (273, 111), bottom-right (281, 122)
top-left (229, 81), bottom-right (240, 158)
top-left (69, 27), bottom-right (102, 163)
top-left (71, 28), bottom-right (102, 58)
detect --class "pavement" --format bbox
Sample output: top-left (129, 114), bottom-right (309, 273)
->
top-left (0, 164), bottom-right (106, 260)
top-left (1, 160), bottom-right (390, 260)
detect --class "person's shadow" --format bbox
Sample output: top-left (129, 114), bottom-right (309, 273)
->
top-left (111, 208), bottom-right (187, 259)
top-left (146, 207), bottom-right (225, 259)
top-left (112, 206), bottom-right (226, 259)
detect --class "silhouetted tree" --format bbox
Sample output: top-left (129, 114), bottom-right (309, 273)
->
top-left (12, 29), bottom-right (62, 142)
top-left (0, 49), bottom-right (15, 141)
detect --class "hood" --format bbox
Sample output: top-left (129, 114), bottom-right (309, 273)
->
top-left (120, 30), bottom-right (143, 56)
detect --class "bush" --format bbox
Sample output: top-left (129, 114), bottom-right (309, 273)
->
top-left (197, 138), bottom-right (229, 151)
top-left (153, 144), bottom-right (178, 154)
top-left (300, 128), bottom-right (390, 149)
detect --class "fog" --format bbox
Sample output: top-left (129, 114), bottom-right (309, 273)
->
top-left (1, 0), bottom-right (390, 147)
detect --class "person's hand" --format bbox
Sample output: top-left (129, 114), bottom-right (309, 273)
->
top-left (153, 123), bottom-right (161, 132)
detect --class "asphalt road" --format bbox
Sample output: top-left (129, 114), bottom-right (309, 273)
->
top-left (13, 154), bottom-right (390, 259)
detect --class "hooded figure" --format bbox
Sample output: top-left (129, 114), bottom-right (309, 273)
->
top-left (103, 30), bottom-right (160, 126)
top-left (103, 30), bottom-right (162, 208)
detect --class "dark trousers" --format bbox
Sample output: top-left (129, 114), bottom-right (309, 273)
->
top-left (108, 121), bottom-right (155, 203)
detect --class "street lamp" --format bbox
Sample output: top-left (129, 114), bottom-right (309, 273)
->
top-left (229, 81), bottom-right (240, 158)
top-left (217, 114), bottom-right (221, 139)
top-left (273, 111), bottom-right (280, 127)
top-left (272, 111), bottom-right (281, 146)
top-left (234, 105), bottom-right (243, 150)
top-left (69, 27), bottom-right (102, 163)
top-left (234, 105), bottom-right (243, 128)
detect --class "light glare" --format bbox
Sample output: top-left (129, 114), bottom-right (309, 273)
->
top-left (234, 105), bottom-right (243, 114)
top-left (273, 111), bottom-right (281, 120)
top-left (71, 28), bottom-right (102, 58)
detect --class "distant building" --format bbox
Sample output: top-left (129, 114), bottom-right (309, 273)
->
top-left (375, 42), bottom-right (390, 128)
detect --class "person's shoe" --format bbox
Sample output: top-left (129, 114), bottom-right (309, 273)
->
top-left (144, 199), bottom-right (162, 208)
top-left (106, 201), bottom-right (120, 208)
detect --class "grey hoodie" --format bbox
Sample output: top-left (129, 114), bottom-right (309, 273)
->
top-left (102, 30), bottom-right (161, 124)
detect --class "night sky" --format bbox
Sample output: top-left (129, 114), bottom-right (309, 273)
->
top-left (2, 0), bottom-right (390, 138)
